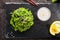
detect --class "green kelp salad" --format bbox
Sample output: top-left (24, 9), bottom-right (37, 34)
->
top-left (10, 7), bottom-right (34, 32)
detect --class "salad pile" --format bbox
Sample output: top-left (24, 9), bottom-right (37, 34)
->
top-left (10, 7), bottom-right (34, 32)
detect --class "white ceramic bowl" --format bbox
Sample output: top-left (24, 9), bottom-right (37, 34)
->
top-left (37, 7), bottom-right (51, 21)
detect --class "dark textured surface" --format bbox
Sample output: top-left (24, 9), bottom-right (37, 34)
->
top-left (0, 9), bottom-right (6, 40)
top-left (0, 0), bottom-right (60, 40)
top-left (4, 3), bottom-right (60, 39)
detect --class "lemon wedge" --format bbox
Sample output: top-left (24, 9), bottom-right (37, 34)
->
top-left (50, 21), bottom-right (60, 36)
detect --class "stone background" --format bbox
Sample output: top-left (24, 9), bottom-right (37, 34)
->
top-left (0, 0), bottom-right (60, 40)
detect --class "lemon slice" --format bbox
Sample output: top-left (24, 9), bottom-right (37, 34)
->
top-left (50, 21), bottom-right (60, 36)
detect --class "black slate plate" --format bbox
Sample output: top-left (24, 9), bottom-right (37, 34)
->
top-left (5, 3), bottom-right (60, 38)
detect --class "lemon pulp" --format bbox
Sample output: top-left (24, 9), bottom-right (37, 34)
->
top-left (50, 21), bottom-right (60, 36)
